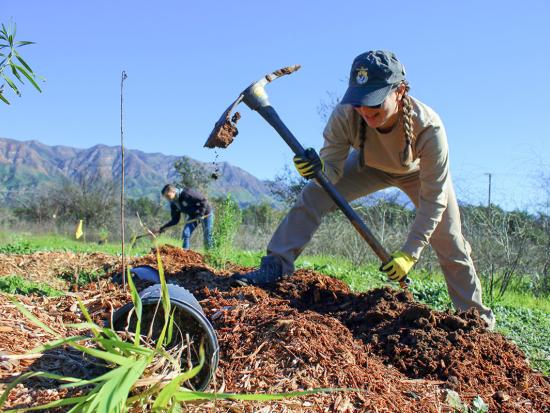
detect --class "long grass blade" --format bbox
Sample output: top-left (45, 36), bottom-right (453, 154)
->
top-left (0, 371), bottom-right (40, 408)
top-left (154, 245), bottom-right (173, 350)
top-left (59, 354), bottom-right (148, 390)
top-left (152, 347), bottom-right (205, 410)
top-left (84, 365), bottom-right (130, 412)
top-left (70, 344), bottom-right (132, 366)
top-left (10, 64), bottom-right (23, 83)
top-left (13, 50), bottom-right (33, 72)
top-left (64, 323), bottom-right (125, 355)
top-left (156, 246), bottom-right (170, 318)
top-left (76, 298), bottom-right (100, 338)
top-left (173, 387), bottom-right (348, 402)
top-left (96, 358), bottom-right (148, 413)
top-left (0, 371), bottom-right (91, 411)
top-left (126, 266), bottom-right (142, 346)
top-left (95, 337), bottom-right (153, 356)
top-left (28, 335), bottom-right (92, 354)
top-left (1, 395), bottom-right (90, 412)
top-left (166, 307), bottom-right (176, 345)
top-left (10, 297), bottom-right (60, 337)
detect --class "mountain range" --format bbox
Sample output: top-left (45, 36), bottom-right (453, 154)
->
top-left (0, 137), bottom-right (274, 206)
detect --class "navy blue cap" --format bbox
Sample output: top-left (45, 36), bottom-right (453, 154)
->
top-left (341, 50), bottom-right (406, 107)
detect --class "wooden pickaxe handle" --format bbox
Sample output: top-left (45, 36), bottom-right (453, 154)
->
top-left (255, 105), bottom-right (410, 289)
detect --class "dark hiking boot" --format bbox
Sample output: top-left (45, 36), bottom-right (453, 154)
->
top-left (232, 255), bottom-right (283, 286)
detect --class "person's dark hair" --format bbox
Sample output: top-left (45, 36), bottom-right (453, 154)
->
top-left (161, 184), bottom-right (176, 195)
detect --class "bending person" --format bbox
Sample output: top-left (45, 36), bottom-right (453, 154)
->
top-left (235, 50), bottom-right (495, 329)
top-left (157, 184), bottom-right (214, 250)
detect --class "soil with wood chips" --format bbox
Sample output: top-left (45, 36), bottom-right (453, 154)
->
top-left (1, 246), bottom-right (548, 412)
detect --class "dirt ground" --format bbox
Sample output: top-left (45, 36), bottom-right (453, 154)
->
top-left (0, 251), bottom-right (119, 290)
top-left (1, 246), bottom-right (549, 412)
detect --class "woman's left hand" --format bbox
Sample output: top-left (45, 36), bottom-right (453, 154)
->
top-left (380, 251), bottom-right (416, 282)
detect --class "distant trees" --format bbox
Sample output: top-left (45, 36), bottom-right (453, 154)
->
top-left (460, 204), bottom-right (550, 300)
top-left (14, 177), bottom-right (117, 230)
top-left (268, 164), bottom-right (307, 208)
top-left (125, 196), bottom-right (169, 229)
top-left (173, 157), bottom-right (211, 193)
top-left (126, 197), bottom-right (163, 220)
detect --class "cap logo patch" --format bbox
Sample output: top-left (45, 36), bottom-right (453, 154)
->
top-left (356, 66), bottom-right (369, 85)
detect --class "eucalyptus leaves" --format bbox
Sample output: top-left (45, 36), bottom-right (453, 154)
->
top-left (0, 22), bottom-right (42, 104)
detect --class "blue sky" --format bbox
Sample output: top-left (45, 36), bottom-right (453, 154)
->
top-left (1, 0), bottom-right (549, 211)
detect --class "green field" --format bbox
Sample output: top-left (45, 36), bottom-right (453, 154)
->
top-left (1, 231), bottom-right (548, 375)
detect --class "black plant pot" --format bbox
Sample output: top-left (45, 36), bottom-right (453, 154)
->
top-left (112, 283), bottom-right (219, 390)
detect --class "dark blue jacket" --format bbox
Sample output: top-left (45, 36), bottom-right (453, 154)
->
top-left (160, 188), bottom-right (212, 231)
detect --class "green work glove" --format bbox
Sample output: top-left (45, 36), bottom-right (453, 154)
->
top-left (293, 148), bottom-right (324, 179)
top-left (381, 251), bottom-right (416, 282)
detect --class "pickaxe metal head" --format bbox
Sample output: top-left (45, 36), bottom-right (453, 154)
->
top-left (203, 64), bottom-right (411, 290)
top-left (204, 65), bottom-right (301, 149)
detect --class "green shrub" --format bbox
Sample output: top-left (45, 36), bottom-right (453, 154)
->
top-left (495, 305), bottom-right (550, 375)
top-left (409, 278), bottom-right (452, 311)
top-left (0, 275), bottom-right (63, 297)
top-left (58, 270), bottom-right (104, 287)
top-left (208, 195), bottom-right (242, 267)
top-left (0, 241), bottom-right (36, 254)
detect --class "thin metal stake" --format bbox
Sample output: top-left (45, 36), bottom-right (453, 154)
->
top-left (121, 70), bottom-right (128, 290)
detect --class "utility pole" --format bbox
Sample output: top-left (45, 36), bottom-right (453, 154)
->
top-left (485, 172), bottom-right (492, 208)
top-left (120, 70), bottom-right (128, 290)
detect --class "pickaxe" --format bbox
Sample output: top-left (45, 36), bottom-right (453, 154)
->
top-left (204, 66), bottom-right (410, 288)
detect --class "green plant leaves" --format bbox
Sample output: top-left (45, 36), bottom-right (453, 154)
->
top-left (0, 275), bottom-right (64, 297)
top-left (207, 194), bottom-right (242, 268)
top-left (0, 21), bottom-right (42, 104)
top-left (444, 390), bottom-right (489, 413)
top-left (445, 390), bottom-right (467, 412)
top-left (471, 396), bottom-right (489, 413)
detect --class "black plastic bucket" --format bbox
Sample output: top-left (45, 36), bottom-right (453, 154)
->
top-left (112, 283), bottom-right (219, 390)
top-left (111, 265), bottom-right (161, 285)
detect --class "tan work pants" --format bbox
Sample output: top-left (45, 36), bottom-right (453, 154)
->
top-left (267, 150), bottom-right (495, 328)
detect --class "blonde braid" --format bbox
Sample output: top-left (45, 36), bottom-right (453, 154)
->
top-left (400, 81), bottom-right (415, 167)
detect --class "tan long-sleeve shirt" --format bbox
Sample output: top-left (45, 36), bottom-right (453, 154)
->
top-left (320, 97), bottom-right (450, 259)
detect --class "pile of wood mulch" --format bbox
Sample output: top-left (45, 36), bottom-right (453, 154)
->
top-left (0, 251), bottom-right (119, 290)
top-left (0, 246), bottom-right (548, 412)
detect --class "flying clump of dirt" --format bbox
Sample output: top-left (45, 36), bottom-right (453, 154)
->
top-left (204, 112), bottom-right (241, 149)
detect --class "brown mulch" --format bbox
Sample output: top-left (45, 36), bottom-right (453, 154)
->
top-left (273, 273), bottom-right (550, 412)
top-left (201, 287), bottom-right (443, 412)
top-left (130, 245), bottom-right (208, 273)
top-left (0, 245), bottom-right (549, 412)
top-left (0, 251), bottom-right (119, 289)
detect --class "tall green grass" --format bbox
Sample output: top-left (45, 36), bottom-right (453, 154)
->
top-left (0, 232), bottom-right (182, 255)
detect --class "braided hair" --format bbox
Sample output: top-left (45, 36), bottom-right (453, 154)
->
top-left (400, 81), bottom-right (415, 167)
